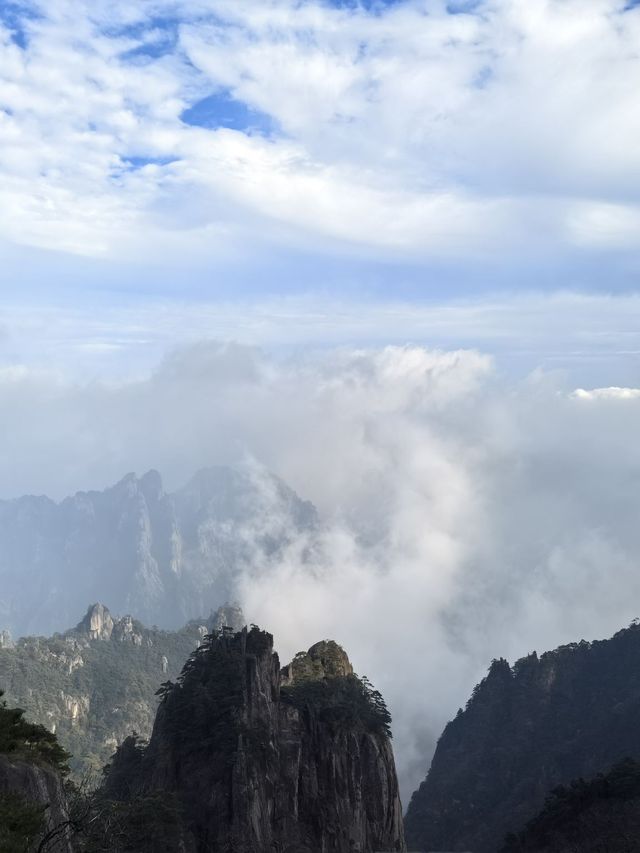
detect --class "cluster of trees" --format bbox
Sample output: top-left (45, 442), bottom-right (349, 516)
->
top-left (0, 721), bottom-right (184, 852)
top-left (0, 690), bottom-right (70, 772)
top-left (154, 630), bottom-right (245, 772)
top-left (501, 758), bottom-right (640, 852)
top-left (281, 673), bottom-right (392, 738)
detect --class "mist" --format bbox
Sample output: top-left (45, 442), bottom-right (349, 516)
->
top-left (2, 341), bottom-right (640, 800)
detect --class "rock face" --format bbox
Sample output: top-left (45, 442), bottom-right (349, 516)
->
top-left (0, 602), bottom-right (245, 780)
top-left (0, 755), bottom-right (73, 852)
top-left (78, 603), bottom-right (115, 641)
top-left (0, 465), bottom-right (317, 637)
top-left (405, 621), bottom-right (640, 853)
top-left (105, 627), bottom-right (406, 852)
top-left (281, 639), bottom-right (355, 684)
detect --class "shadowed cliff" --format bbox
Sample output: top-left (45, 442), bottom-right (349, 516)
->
top-left (103, 626), bottom-right (406, 853)
top-left (405, 621), bottom-right (640, 853)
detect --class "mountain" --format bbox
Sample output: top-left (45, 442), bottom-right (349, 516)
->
top-left (0, 466), bottom-right (317, 637)
top-left (501, 758), bottom-right (640, 853)
top-left (100, 626), bottom-right (406, 852)
top-left (404, 621), bottom-right (640, 853)
top-left (0, 602), bottom-right (245, 780)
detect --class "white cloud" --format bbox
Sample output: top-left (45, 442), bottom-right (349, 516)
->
top-left (573, 386), bottom-right (640, 400)
top-left (1, 0), bottom-right (640, 262)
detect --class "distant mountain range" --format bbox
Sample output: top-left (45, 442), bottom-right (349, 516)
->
top-left (405, 620), bottom-right (640, 852)
top-left (0, 466), bottom-right (317, 637)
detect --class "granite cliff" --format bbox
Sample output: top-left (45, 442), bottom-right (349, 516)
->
top-left (103, 627), bottom-right (406, 852)
top-left (405, 621), bottom-right (640, 852)
top-left (0, 466), bottom-right (317, 637)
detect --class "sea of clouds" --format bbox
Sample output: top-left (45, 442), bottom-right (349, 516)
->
top-left (3, 341), bottom-right (640, 799)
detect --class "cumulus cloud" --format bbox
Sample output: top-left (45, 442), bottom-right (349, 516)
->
top-left (3, 340), bottom-right (640, 799)
top-left (1, 0), bottom-right (640, 263)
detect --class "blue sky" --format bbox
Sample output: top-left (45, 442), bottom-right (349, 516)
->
top-left (1, 0), bottom-right (640, 381)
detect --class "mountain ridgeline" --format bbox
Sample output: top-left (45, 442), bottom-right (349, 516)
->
top-left (0, 466), bottom-right (317, 638)
top-left (405, 620), bottom-right (640, 852)
top-left (102, 628), bottom-right (406, 852)
top-left (0, 602), bottom-right (245, 779)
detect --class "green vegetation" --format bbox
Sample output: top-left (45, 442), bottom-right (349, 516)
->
top-left (281, 674), bottom-right (392, 737)
top-left (502, 759), bottom-right (640, 852)
top-left (405, 621), bottom-right (640, 853)
top-left (73, 789), bottom-right (185, 852)
top-left (0, 690), bottom-right (70, 772)
top-left (0, 616), bottom-right (208, 778)
top-left (155, 631), bottom-right (245, 772)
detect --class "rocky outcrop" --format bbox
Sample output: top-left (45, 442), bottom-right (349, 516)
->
top-left (281, 639), bottom-right (354, 684)
top-left (0, 629), bottom-right (13, 649)
top-left (0, 755), bottom-right (73, 852)
top-left (0, 466), bottom-right (317, 637)
top-left (405, 621), bottom-right (640, 853)
top-left (77, 603), bottom-right (114, 641)
top-left (105, 627), bottom-right (405, 852)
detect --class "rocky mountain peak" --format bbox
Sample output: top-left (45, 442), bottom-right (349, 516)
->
top-left (281, 638), bottom-right (354, 684)
top-left (76, 603), bottom-right (114, 641)
top-left (140, 468), bottom-right (163, 503)
top-left (0, 465), bottom-right (318, 637)
top-left (104, 625), bottom-right (405, 852)
top-left (208, 603), bottom-right (245, 633)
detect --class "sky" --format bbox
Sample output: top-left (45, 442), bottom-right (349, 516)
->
top-left (3, 0), bottom-right (640, 801)
top-left (1, 0), bottom-right (640, 380)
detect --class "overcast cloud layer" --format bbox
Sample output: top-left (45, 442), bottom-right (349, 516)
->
top-left (3, 341), bottom-right (640, 799)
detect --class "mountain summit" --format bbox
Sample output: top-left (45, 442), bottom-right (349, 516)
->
top-left (0, 466), bottom-right (317, 637)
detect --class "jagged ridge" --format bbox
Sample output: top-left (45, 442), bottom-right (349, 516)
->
top-left (0, 465), bottom-right (317, 637)
top-left (405, 621), bottom-right (640, 852)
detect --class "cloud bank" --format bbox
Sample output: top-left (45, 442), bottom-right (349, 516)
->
top-left (3, 341), bottom-right (640, 799)
top-left (1, 0), bottom-right (640, 266)
top-left (5, 290), bottom-right (640, 388)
